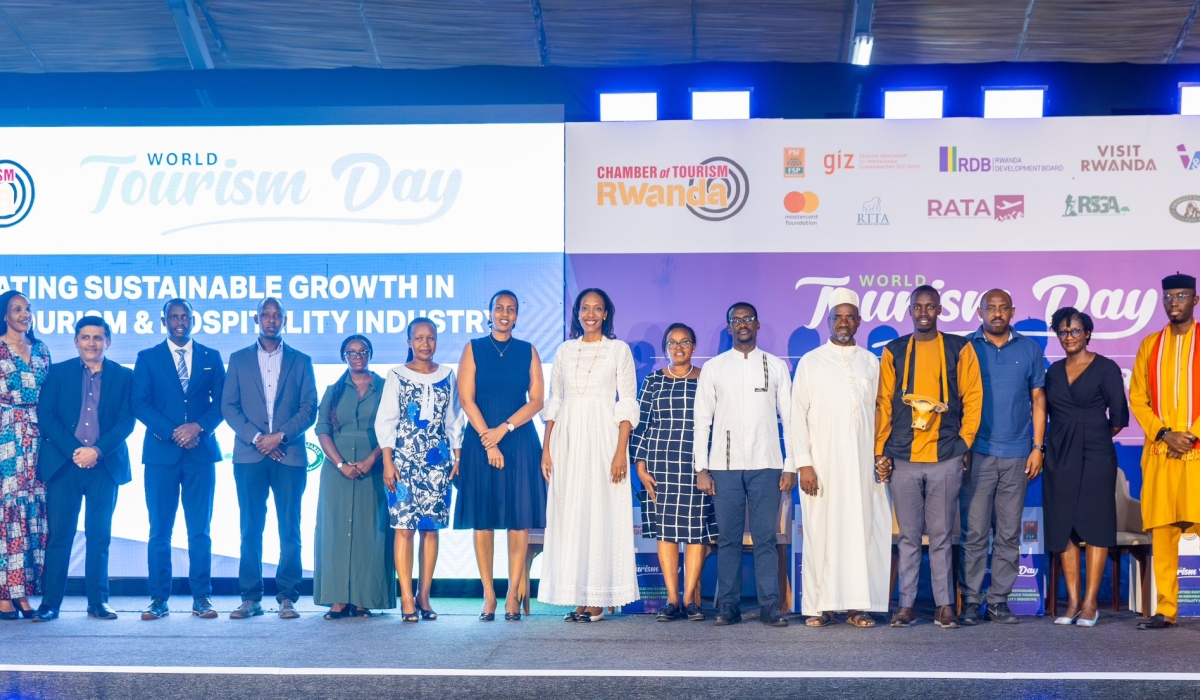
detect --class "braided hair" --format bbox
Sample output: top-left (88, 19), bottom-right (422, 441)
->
top-left (329, 334), bottom-right (373, 433)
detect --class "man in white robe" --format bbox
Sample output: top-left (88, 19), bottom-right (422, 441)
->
top-left (790, 288), bottom-right (891, 627)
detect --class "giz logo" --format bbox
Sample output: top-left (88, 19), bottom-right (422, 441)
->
top-left (0, 160), bottom-right (34, 228)
top-left (823, 151), bottom-right (854, 174)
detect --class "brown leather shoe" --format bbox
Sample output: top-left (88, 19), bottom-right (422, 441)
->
top-left (889, 607), bottom-right (916, 627)
top-left (934, 605), bottom-right (959, 629)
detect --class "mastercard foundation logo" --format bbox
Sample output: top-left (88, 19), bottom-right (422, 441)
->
top-left (784, 191), bottom-right (820, 214)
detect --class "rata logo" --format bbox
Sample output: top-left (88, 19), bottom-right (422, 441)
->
top-left (1062, 195), bottom-right (1129, 217)
top-left (1170, 195), bottom-right (1200, 223)
top-left (927, 195), bottom-right (1024, 221)
top-left (596, 157), bottom-right (749, 222)
top-left (0, 160), bottom-right (34, 228)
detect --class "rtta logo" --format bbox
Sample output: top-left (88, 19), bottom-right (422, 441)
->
top-left (1062, 195), bottom-right (1129, 217)
top-left (1179, 144), bottom-right (1200, 170)
top-left (1170, 195), bottom-right (1200, 223)
top-left (940, 146), bottom-right (989, 173)
top-left (927, 195), bottom-right (1024, 221)
top-left (784, 148), bottom-right (805, 177)
top-left (0, 160), bottom-right (34, 228)
top-left (857, 196), bottom-right (889, 225)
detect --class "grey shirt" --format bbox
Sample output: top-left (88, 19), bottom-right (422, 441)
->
top-left (75, 360), bottom-right (102, 454)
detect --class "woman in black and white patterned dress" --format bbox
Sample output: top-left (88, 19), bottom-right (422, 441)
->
top-left (633, 323), bottom-right (717, 622)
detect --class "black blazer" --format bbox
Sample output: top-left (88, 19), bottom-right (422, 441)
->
top-left (132, 340), bottom-right (226, 465)
top-left (37, 358), bottom-right (136, 485)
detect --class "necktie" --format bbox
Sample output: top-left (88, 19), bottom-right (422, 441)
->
top-left (177, 348), bottom-right (189, 392)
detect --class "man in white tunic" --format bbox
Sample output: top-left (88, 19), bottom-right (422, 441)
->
top-left (791, 289), bottom-right (890, 628)
top-left (694, 302), bottom-right (796, 628)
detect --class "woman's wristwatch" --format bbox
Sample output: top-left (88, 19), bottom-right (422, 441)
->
top-left (506, 422), bottom-right (515, 432)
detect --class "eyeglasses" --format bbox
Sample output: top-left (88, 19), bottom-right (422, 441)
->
top-left (665, 340), bottom-right (694, 349)
top-left (1055, 328), bottom-right (1086, 339)
top-left (344, 350), bottom-right (370, 359)
top-left (1164, 292), bottom-right (1196, 303)
top-left (729, 316), bottom-right (757, 327)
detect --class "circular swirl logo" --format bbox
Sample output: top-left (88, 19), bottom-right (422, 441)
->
top-left (0, 160), bottom-right (34, 228)
top-left (305, 442), bottom-right (324, 472)
top-left (686, 156), bottom-right (749, 222)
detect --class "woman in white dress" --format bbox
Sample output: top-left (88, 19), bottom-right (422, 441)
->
top-left (539, 288), bottom-right (640, 622)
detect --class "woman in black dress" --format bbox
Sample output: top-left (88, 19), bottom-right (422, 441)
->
top-left (1044, 307), bottom-right (1128, 627)
top-left (455, 290), bottom-right (545, 622)
top-left (632, 323), bottom-right (715, 623)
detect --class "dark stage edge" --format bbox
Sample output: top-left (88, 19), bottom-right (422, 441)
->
top-left (1, 597), bottom-right (1198, 699)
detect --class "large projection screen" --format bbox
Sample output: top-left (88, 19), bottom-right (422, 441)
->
top-left (3, 110), bottom-right (565, 580)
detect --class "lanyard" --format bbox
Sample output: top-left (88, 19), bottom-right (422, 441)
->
top-left (901, 333), bottom-right (949, 404)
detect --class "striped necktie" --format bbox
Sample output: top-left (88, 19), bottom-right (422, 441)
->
top-left (176, 348), bottom-right (189, 392)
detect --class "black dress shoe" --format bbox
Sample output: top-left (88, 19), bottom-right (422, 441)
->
top-left (958, 602), bottom-right (981, 626)
top-left (714, 604), bottom-right (741, 626)
top-left (760, 603), bottom-right (788, 627)
top-left (87, 603), bottom-right (118, 620)
top-left (141, 598), bottom-right (169, 620)
top-left (986, 602), bottom-right (1019, 624)
top-left (192, 598), bottom-right (218, 619)
top-left (230, 601), bottom-right (264, 619)
top-left (656, 603), bottom-right (682, 622)
top-left (30, 605), bottom-right (58, 622)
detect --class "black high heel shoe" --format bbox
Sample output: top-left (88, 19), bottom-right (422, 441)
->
top-left (415, 602), bottom-right (437, 620)
top-left (19, 606), bottom-right (35, 620)
top-left (0, 609), bottom-right (18, 621)
top-left (323, 605), bottom-right (351, 620)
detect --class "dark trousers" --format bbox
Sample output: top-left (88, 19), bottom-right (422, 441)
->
top-left (145, 459), bottom-right (217, 601)
top-left (711, 468), bottom-right (782, 610)
top-left (234, 460), bottom-right (307, 603)
top-left (959, 452), bottom-right (1028, 605)
top-left (41, 464), bottom-right (119, 609)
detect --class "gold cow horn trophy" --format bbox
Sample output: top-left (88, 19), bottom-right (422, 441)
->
top-left (902, 394), bottom-right (948, 431)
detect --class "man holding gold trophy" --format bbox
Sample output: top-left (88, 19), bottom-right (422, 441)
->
top-left (875, 285), bottom-right (983, 629)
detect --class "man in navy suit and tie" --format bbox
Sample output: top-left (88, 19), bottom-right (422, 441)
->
top-left (33, 316), bottom-right (135, 622)
top-left (132, 299), bottom-right (227, 621)
top-left (221, 297), bottom-right (317, 620)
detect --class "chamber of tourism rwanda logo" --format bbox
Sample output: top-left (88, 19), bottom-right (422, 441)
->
top-left (596, 157), bottom-right (749, 222)
top-left (0, 160), bottom-right (34, 228)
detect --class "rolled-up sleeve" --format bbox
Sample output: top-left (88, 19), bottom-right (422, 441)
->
top-left (374, 370), bottom-right (401, 450)
top-left (540, 346), bottom-right (566, 423)
top-left (613, 341), bottom-right (639, 427)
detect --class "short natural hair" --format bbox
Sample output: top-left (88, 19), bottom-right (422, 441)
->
top-left (726, 302), bottom-right (758, 323)
top-left (1051, 306), bottom-right (1094, 345)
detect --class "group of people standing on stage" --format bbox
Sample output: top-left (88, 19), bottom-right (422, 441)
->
top-left (0, 275), bottom-right (1197, 630)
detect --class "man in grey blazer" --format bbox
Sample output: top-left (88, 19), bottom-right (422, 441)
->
top-left (221, 297), bottom-right (318, 620)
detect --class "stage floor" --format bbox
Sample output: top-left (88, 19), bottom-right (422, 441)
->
top-left (1, 596), bottom-right (1198, 699)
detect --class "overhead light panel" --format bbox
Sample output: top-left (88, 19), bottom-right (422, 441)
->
top-left (851, 34), bottom-right (874, 66)
top-left (691, 90), bottom-right (751, 120)
top-left (599, 92), bottom-right (658, 122)
top-left (883, 90), bottom-right (943, 119)
top-left (1182, 85), bottom-right (1200, 115)
top-left (984, 89), bottom-right (1045, 118)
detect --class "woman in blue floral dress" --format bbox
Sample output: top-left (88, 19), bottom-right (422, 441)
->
top-left (0, 291), bottom-right (50, 619)
top-left (376, 318), bottom-right (463, 622)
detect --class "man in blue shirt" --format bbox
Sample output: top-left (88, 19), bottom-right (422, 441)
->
top-left (959, 289), bottom-right (1047, 625)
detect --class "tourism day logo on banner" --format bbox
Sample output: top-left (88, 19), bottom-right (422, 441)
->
top-left (1079, 144), bottom-right (1156, 172)
top-left (1062, 195), bottom-right (1130, 217)
top-left (596, 157), bottom-right (749, 221)
top-left (927, 195), bottom-right (1024, 221)
top-left (0, 160), bottom-right (34, 228)
top-left (857, 196), bottom-right (890, 226)
top-left (939, 146), bottom-right (1063, 173)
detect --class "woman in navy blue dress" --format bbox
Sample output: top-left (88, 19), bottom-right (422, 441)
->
top-left (455, 290), bottom-right (546, 621)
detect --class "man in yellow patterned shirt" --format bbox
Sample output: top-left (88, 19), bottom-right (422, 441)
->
top-left (1130, 273), bottom-right (1200, 630)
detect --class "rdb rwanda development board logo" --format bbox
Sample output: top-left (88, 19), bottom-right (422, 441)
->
top-left (596, 157), bottom-right (749, 222)
top-left (0, 160), bottom-right (34, 227)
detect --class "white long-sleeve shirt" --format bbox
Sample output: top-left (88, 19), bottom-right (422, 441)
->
top-left (693, 346), bottom-right (795, 473)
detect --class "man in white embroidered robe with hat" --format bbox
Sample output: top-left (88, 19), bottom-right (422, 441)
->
top-left (1130, 272), bottom-right (1200, 630)
top-left (790, 288), bottom-right (891, 628)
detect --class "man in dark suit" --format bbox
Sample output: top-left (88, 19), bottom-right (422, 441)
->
top-left (221, 297), bottom-right (317, 620)
top-left (33, 316), bottom-right (135, 622)
top-left (132, 299), bottom-right (226, 621)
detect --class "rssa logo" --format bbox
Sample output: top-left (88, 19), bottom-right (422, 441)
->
top-left (596, 157), bottom-right (749, 222)
top-left (0, 160), bottom-right (35, 228)
top-left (927, 195), bottom-right (1024, 222)
top-left (1063, 195), bottom-right (1129, 217)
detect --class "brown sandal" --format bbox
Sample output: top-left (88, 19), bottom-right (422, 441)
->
top-left (805, 611), bottom-right (837, 627)
top-left (847, 611), bottom-right (877, 628)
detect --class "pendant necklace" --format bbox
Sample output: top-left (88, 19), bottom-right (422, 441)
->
top-left (490, 335), bottom-right (512, 357)
top-left (574, 339), bottom-right (603, 394)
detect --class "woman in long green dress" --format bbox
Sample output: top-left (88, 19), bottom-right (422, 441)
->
top-left (313, 335), bottom-right (396, 618)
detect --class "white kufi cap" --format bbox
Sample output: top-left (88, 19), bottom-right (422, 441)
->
top-left (828, 288), bottom-right (860, 311)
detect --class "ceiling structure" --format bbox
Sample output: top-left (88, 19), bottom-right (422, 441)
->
top-left (0, 0), bottom-right (1198, 73)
